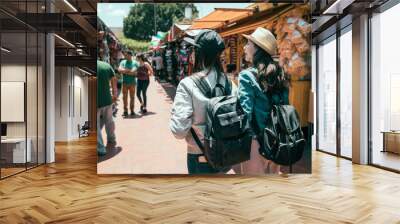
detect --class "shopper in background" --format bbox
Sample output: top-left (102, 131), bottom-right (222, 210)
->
top-left (97, 60), bottom-right (118, 156)
top-left (170, 30), bottom-right (231, 174)
top-left (238, 27), bottom-right (290, 174)
top-left (153, 52), bottom-right (164, 82)
top-left (118, 50), bottom-right (138, 117)
top-left (164, 44), bottom-right (174, 82)
top-left (136, 54), bottom-right (154, 114)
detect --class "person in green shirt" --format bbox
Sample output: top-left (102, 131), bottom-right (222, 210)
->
top-left (118, 51), bottom-right (139, 116)
top-left (97, 60), bottom-right (118, 156)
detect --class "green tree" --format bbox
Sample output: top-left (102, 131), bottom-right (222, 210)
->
top-left (123, 3), bottom-right (198, 41)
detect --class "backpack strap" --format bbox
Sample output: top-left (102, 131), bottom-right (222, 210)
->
top-left (223, 74), bottom-right (232, 95)
top-left (191, 70), bottom-right (231, 98)
top-left (190, 128), bottom-right (205, 154)
top-left (191, 74), bottom-right (212, 98)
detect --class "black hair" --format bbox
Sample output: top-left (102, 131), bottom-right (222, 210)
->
top-left (226, 64), bottom-right (236, 73)
top-left (252, 44), bottom-right (289, 93)
top-left (193, 47), bottom-right (224, 80)
top-left (137, 54), bottom-right (150, 64)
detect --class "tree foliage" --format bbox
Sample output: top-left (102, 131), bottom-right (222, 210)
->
top-left (123, 3), bottom-right (198, 41)
top-left (120, 37), bottom-right (150, 53)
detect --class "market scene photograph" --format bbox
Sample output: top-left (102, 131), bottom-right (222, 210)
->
top-left (97, 3), bottom-right (312, 175)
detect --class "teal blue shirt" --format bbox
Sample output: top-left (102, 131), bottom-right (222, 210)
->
top-left (119, 59), bottom-right (138, 85)
top-left (238, 67), bottom-right (289, 134)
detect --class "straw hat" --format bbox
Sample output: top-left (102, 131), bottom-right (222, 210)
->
top-left (242, 27), bottom-right (277, 56)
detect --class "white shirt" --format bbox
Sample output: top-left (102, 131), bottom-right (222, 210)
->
top-left (170, 68), bottom-right (237, 154)
top-left (153, 56), bottom-right (163, 70)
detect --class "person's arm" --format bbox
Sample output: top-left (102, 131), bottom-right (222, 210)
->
top-left (118, 61), bottom-right (127, 74)
top-left (111, 76), bottom-right (118, 102)
top-left (108, 66), bottom-right (118, 102)
top-left (124, 67), bottom-right (137, 76)
top-left (145, 62), bottom-right (153, 76)
top-left (238, 71), bottom-right (256, 136)
top-left (283, 88), bottom-right (289, 104)
top-left (169, 80), bottom-right (193, 139)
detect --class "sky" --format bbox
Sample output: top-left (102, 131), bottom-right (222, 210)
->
top-left (97, 3), bottom-right (251, 28)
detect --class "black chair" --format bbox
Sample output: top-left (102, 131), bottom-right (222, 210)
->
top-left (78, 121), bottom-right (90, 138)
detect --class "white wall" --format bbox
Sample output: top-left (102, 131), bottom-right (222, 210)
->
top-left (1, 63), bottom-right (46, 164)
top-left (55, 66), bottom-right (89, 141)
top-left (55, 66), bottom-right (68, 141)
top-left (1, 65), bottom-right (42, 136)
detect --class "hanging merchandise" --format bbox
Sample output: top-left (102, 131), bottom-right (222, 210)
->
top-left (165, 47), bottom-right (174, 82)
top-left (275, 11), bottom-right (311, 80)
top-left (187, 47), bottom-right (195, 76)
top-left (178, 44), bottom-right (190, 81)
top-left (229, 36), bottom-right (237, 64)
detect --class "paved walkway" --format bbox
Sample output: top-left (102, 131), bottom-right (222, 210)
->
top-left (97, 77), bottom-right (311, 174)
top-left (97, 77), bottom-right (188, 174)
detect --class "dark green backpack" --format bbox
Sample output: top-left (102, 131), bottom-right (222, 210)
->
top-left (250, 70), bottom-right (305, 166)
top-left (259, 103), bottom-right (305, 166)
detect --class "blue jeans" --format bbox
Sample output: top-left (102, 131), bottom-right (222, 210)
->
top-left (97, 105), bottom-right (116, 155)
top-left (187, 154), bottom-right (219, 174)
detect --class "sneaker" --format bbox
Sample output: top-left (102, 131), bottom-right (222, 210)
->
top-left (130, 111), bottom-right (136, 116)
top-left (142, 108), bottom-right (147, 114)
top-left (98, 147), bottom-right (107, 156)
top-left (107, 141), bottom-right (117, 149)
top-left (122, 111), bottom-right (128, 117)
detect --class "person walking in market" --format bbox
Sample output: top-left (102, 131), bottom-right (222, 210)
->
top-left (169, 30), bottom-right (235, 174)
top-left (118, 50), bottom-right (139, 117)
top-left (97, 60), bottom-right (118, 156)
top-left (136, 54), bottom-right (154, 114)
top-left (238, 27), bottom-right (290, 174)
top-left (111, 56), bottom-right (124, 117)
top-left (152, 51), bottom-right (164, 82)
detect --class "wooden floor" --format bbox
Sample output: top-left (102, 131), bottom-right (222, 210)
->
top-left (372, 150), bottom-right (400, 171)
top-left (1, 135), bottom-right (400, 223)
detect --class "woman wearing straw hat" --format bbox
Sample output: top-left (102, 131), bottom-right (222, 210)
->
top-left (238, 27), bottom-right (290, 174)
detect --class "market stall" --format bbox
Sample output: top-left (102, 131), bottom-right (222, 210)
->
top-left (217, 3), bottom-right (312, 128)
top-left (186, 3), bottom-right (312, 128)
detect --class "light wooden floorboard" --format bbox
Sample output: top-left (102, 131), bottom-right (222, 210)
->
top-left (0, 135), bottom-right (399, 223)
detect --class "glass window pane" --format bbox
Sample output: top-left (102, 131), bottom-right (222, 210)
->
top-left (317, 36), bottom-right (337, 154)
top-left (340, 28), bottom-right (352, 158)
top-left (1, 31), bottom-right (27, 177)
top-left (371, 3), bottom-right (400, 171)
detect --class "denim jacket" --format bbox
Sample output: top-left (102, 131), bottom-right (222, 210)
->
top-left (238, 67), bottom-right (289, 135)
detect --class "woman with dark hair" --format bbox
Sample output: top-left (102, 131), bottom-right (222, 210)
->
top-left (169, 30), bottom-right (235, 174)
top-left (136, 54), bottom-right (153, 114)
top-left (238, 27), bottom-right (290, 174)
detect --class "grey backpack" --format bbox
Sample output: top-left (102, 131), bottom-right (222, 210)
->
top-left (190, 74), bottom-right (252, 171)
